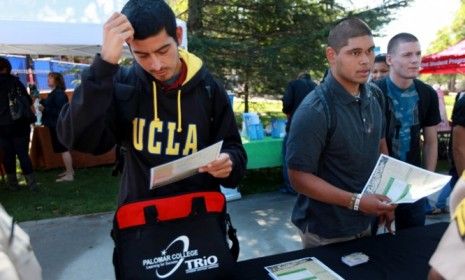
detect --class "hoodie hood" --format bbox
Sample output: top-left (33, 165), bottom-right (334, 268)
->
top-left (133, 48), bottom-right (207, 93)
top-left (133, 49), bottom-right (208, 133)
top-left (179, 48), bottom-right (203, 87)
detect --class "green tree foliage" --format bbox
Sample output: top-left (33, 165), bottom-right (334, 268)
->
top-left (171, 0), bottom-right (410, 111)
top-left (427, 0), bottom-right (465, 54)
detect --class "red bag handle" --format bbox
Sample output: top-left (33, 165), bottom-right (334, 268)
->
top-left (115, 191), bottom-right (225, 230)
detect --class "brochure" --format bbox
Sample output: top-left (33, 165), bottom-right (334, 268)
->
top-left (149, 141), bottom-right (223, 189)
top-left (362, 154), bottom-right (451, 204)
top-left (265, 257), bottom-right (344, 280)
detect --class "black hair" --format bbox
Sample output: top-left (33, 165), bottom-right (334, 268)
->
top-left (328, 18), bottom-right (372, 53)
top-left (0, 57), bottom-right (12, 74)
top-left (375, 54), bottom-right (387, 63)
top-left (121, 0), bottom-right (177, 42)
top-left (387, 33), bottom-right (418, 54)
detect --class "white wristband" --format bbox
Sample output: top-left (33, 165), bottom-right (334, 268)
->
top-left (353, 193), bottom-right (363, 211)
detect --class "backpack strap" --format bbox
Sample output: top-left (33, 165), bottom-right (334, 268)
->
top-left (368, 82), bottom-right (386, 114)
top-left (200, 75), bottom-right (215, 125)
top-left (314, 83), bottom-right (337, 148)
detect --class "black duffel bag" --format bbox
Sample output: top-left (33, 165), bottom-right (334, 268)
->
top-left (112, 191), bottom-right (239, 280)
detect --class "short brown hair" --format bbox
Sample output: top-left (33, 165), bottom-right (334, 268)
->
top-left (387, 33), bottom-right (418, 54)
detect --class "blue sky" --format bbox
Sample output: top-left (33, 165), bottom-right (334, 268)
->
top-left (0, 0), bottom-right (126, 23)
top-left (0, 0), bottom-right (460, 53)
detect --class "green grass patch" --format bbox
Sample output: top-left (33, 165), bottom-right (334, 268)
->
top-left (0, 167), bottom-right (119, 222)
top-left (232, 97), bottom-right (287, 129)
top-left (233, 97), bottom-right (283, 113)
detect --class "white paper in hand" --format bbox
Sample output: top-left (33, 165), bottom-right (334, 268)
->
top-left (149, 141), bottom-right (223, 189)
top-left (362, 154), bottom-right (451, 204)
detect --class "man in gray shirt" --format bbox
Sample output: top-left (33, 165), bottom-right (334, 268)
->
top-left (286, 18), bottom-right (396, 248)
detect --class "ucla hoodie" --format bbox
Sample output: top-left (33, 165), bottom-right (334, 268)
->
top-left (57, 50), bottom-right (247, 205)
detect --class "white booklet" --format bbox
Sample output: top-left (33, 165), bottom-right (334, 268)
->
top-left (149, 141), bottom-right (223, 189)
top-left (265, 257), bottom-right (344, 280)
top-left (362, 154), bottom-right (451, 204)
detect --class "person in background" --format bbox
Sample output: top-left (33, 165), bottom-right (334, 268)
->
top-left (426, 85), bottom-right (454, 215)
top-left (371, 54), bottom-right (389, 81)
top-left (40, 72), bottom-right (74, 182)
top-left (428, 93), bottom-right (465, 215)
top-left (286, 18), bottom-right (395, 248)
top-left (0, 57), bottom-right (38, 191)
top-left (452, 94), bottom-right (465, 178)
top-left (281, 72), bottom-right (317, 194)
top-left (374, 33), bottom-right (441, 231)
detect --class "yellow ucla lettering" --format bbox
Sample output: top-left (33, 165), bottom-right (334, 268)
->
top-left (182, 124), bottom-right (198, 155)
top-left (148, 120), bottom-right (163, 154)
top-left (165, 122), bottom-right (180, 155)
top-left (132, 118), bottom-right (145, 151)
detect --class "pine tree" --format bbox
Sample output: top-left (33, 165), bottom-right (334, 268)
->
top-left (177, 0), bottom-right (411, 111)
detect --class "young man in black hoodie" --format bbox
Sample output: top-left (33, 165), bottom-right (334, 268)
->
top-left (57, 0), bottom-right (247, 205)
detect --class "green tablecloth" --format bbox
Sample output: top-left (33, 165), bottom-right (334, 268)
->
top-left (242, 137), bottom-right (283, 169)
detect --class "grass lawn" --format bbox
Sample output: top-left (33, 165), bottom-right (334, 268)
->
top-left (0, 167), bottom-right (120, 222)
top-left (0, 166), bottom-right (283, 222)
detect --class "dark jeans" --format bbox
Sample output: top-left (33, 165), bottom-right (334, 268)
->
top-left (435, 168), bottom-right (459, 209)
top-left (395, 197), bottom-right (427, 231)
top-left (0, 128), bottom-right (33, 175)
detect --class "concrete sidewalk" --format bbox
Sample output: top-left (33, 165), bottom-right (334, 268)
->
top-left (19, 192), bottom-right (449, 280)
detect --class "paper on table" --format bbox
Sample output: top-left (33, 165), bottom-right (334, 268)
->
top-left (362, 154), bottom-right (451, 204)
top-left (149, 141), bottom-right (223, 189)
top-left (265, 257), bottom-right (344, 280)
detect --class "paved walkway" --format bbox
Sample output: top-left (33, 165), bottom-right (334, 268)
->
top-left (19, 192), bottom-right (449, 280)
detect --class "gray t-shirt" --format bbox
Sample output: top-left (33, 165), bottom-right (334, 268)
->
top-left (286, 71), bottom-right (384, 238)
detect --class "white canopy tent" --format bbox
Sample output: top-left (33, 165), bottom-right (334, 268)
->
top-left (0, 19), bottom-right (187, 57)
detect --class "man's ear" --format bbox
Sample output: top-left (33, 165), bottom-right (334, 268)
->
top-left (326, 47), bottom-right (336, 66)
top-left (386, 53), bottom-right (393, 66)
top-left (176, 26), bottom-right (183, 46)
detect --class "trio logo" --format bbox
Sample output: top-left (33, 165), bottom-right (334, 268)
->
top-left (141, 235), bottom-right (219, 278)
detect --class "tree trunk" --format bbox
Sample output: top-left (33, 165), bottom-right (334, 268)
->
top-left (448, 74), bottom-right (457, 91)
top-left (244, 82), bottom-right (249, 113)
top-left (188, 0), bottom-right (203, 32)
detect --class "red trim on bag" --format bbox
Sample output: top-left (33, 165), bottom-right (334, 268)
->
top-left (115, 192), bottom-right (225, 230)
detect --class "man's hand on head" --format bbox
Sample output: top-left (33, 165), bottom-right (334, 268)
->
top-left (102, 12), bottom-right (134, 64)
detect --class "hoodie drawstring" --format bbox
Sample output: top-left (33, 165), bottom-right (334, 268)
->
top-left (152, 81), bottom-right (182, 133)
top-left (176, 89), bottom-right (182, 133)
top-left (152, 81), bottom-right (160, 122)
